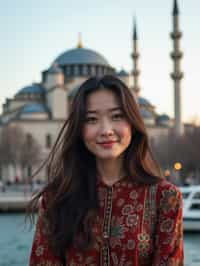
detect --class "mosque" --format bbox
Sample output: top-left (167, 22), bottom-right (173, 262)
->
top-left (0, 0), bottom-right (184, 181)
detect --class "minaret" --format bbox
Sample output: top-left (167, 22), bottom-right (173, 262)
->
top-left (131, 18), bottom-right (141, 97)
top-left (170, 0), bottom-right (184, 136)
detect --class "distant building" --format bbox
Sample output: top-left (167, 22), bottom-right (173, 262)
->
top-left (0, 0), bottom-right (185, 182)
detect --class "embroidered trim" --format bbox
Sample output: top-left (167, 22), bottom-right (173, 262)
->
top-left (139, 184), bottom-right (157, 259)
top-left (101, 186), bottom-right (113, 266)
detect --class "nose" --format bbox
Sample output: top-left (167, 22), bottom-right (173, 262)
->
top-left (100, 119), bottom-right (114, 137)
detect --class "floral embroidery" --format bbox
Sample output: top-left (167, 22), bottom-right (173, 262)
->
top-left (129, 190), bottom-right (138, 200)
top-left (29, 180), bottom-right (184, 266)
top-left (121, 204), bottom-right (133, 215)
top-left (126, 214), bottom-right (139, 227)
top-left (160, 218), bottom-right (174, 233)
top-left (110, 224), bottom-right (126, 239)
top-left (35, 245), bottom-right (44, 256)
top-left (160, 189), bottom-right (180, 214)
top-left (110, 216), bottom-right (129, 248)
top-left (138, 241), bottom-right (150, 257)
top-left (136, 203), bottom-right (143, 212)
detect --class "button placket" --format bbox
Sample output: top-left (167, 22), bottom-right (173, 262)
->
top-left (101, 186), bottom-right (113, 266)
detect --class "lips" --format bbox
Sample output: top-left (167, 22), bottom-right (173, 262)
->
top-left (97, 140), bottom-right (118, 144)
top-left (97, 140), bottom-right (118, 148)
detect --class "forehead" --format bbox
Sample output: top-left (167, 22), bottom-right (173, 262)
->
top-left (85, 89), bottom-right (120, 110)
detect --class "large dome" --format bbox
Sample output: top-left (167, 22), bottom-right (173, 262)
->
top-left (54, 47), bottom-right (109, 66)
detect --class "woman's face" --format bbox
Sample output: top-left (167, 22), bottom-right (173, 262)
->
top-left (82, 89), bottom-right (132, 161)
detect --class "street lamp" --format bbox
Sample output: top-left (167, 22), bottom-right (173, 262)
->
top-left (174, 162), bottom-right (182, 184)
top-left (174, 162), bottom-right (182, 171)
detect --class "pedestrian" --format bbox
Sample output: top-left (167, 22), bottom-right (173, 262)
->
top-left (28, 75), bottom-right (184, 265)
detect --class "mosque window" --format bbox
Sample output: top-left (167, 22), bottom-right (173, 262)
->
top-left (66, 66), bottom-right (71, 76)
top-left (79, 65), bottom-right (83, 76)
top-left (71, 65), bottom-right (75, 76)
top-left (83, 65), bottom-right (88, 76)
top-left (87, 65), bottom-right (92, 75)
top-left (74, 65), bottom-right (79, 76)
top-left (91, 66), bottom-right (96, 76)
top-left (46, 134), bottom-right (52, 148)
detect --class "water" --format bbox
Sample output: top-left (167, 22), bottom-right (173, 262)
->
top-left (0, 214), bottom-right (200, 266)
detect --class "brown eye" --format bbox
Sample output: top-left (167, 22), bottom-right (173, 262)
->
top-left (85, 117), bottom-right (98, 124)
top-left (112, 113), bottom-right (124, 121)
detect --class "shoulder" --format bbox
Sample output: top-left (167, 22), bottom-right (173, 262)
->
top-left (157, 179), bottom-right (182, 194)
top-left (156, 179), bottom-right (183, 211)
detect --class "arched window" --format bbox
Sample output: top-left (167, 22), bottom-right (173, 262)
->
top-left (66, 66), bottom-right (71, 76)
top-left (46, 134), bottom-right (52, 149)
top-left (83, 65), bottom-right (88, 76)
top-left (91, 66), bottom-right (96, 76)
top-left (79, 65), bottom-right (83, 76)
top-left (74, 65), bottom-right (79, 76)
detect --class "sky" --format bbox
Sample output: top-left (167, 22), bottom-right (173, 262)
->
top-left (0, 0), bottom-right (199, 123)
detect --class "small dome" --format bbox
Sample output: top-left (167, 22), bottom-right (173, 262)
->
top-left (19, 103), bottom-right (49, 114)
top-left (16, 84), bottom-right (45, 95)
top-left (54, 47), bottom-right (109, 67)
top-left (117, 69), bottom-right (129, 77)
top-left (157, 114), bottom-right (170, 121)
top-left (156, 114), bottom-right (170, 126)
top-left (138, 97), bottom-right (152, 106)
top-left (140, 109), bottom-right (154, 119)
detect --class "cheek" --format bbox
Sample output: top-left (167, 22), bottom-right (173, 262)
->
top-left (119, 123), bottom-right (132, 141)
top-left (82, 125), bottom-right (97, 143)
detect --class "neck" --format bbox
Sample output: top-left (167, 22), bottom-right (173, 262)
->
top-left (96, 157), bottom-right (126, 186)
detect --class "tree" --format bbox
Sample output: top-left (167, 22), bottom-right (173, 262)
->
top-left (0, 125), bottom-right (42, 182)
top-left (151, 126), bottom-right (200, 183)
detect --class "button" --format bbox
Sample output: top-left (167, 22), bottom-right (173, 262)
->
top-left (103, 232), bottom-right (109, 239)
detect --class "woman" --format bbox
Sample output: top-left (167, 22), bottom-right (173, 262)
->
top-left (29, 75), bottom-right (184, 265)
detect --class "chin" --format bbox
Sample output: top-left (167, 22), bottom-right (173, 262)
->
top-left (95, 152), bottom-right (120, 160)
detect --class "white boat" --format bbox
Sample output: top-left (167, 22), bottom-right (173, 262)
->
top-left (180, 185), bottom-right (200, 231)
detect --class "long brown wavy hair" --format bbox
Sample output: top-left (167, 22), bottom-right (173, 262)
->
top-left (27, 75), bottom-right (162, 259)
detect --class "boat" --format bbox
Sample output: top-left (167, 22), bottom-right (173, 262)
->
top-left (180, 185), bottom-right (200, 231)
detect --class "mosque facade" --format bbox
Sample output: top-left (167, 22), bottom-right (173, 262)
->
top-left (0, 0), bottom-right (182, 182)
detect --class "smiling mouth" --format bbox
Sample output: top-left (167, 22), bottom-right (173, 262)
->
top-left (98, 140), bottom-right (118, 144)
top-left (97, 141), bottom-right (118, 148)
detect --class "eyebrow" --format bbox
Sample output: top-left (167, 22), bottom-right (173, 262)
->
top-left (86, 107), bottom-right (122, 114)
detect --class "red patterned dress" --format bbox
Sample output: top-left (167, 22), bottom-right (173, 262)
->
top-left (29, 178), bottom-right (184, 266)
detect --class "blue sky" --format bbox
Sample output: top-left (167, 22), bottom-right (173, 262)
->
top-left (0, 0), bottom-right (199, 123)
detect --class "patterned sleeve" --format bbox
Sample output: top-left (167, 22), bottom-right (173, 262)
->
top-left (152, 182), bottom-right (184, 266)
top-left (29, 197), bottom-right (63, 266)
